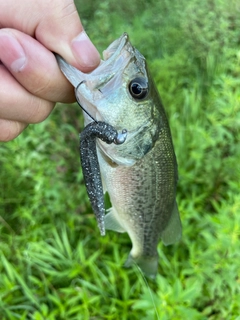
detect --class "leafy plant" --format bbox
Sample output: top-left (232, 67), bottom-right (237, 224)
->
top-left (1, 0), bottom-right (240, 318)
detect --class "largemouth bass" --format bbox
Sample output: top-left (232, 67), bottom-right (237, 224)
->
top-left (56, 33), bottom-right (182, 277)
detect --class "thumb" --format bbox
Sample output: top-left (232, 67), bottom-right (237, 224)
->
top-left (35, 1), bottom-right (100, 71)
top-left (0, 0), bottom-right (100, 72)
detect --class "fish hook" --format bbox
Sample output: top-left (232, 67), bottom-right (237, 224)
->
top-left (75, 81), bottom-right (97, 123)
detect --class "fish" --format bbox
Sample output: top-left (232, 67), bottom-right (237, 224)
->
top-left (56, 33), bottom-right (182, 277)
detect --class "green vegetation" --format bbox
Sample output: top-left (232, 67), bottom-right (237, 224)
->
top-left (1, 0), bottom-right (240, 318)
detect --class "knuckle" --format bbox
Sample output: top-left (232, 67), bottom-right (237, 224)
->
top-left (60, 1), bottom-right (78, 19)
top-left (26, 98), bottom-right (55, 124)
top-left (31, 76), bottom-right (52, 98)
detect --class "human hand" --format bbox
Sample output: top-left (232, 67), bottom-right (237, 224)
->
top-left (0, 0), bottom-right (100, 141)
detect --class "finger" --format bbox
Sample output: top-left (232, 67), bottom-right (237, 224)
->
top-left (0, 64), bottom-right (54, 123)
top-left (0, 0), bottom-right (100, 71)
top-left (0, 119), bottom-right (27, 142)
top-left (36, 3), bottom-right (101, 71)
top-left (0, 28), bottom-right (75, 102)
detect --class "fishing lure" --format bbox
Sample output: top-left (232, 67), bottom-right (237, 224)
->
top-left (80, 121), bottom-right (127, 235)
top-left (75, 82), bottom-right (128, 236)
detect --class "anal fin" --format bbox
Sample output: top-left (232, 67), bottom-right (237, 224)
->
top-left (161, 201), bottom-right (182, 246)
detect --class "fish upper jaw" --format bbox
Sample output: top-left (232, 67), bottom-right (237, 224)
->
top-left (56, 33), bottom-right (131, 90)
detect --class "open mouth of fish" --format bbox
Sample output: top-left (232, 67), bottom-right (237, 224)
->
top-left (73, 33), bottom-right (133, 125)
top-left (56, 33), bottom-right (153, 165)
top-left (56, 33), bottom-right (130, 124)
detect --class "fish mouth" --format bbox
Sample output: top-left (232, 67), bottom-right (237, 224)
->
top-left (103, 33), bottom-right (129, 60)
top-left (57, 33), bottom-right (131, 124)
top-left (78, 33), bottom-right (130, 82)
top-left (93, 33), bottom-right (129, 74)
top-left (75, 33), bottom-right (134, 125)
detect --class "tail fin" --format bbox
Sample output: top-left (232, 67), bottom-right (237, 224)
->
top-left (124, 254), bottom-right (158, 279)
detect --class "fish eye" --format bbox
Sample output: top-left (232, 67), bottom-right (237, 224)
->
top-left (129, 77), bottom-right (149, 100)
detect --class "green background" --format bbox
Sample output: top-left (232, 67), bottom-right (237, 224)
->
top-left (1, 0), bottom-right (240, 318)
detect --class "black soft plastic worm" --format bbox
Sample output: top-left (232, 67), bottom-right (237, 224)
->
top-left (80, 121), bottom-right (127, 236)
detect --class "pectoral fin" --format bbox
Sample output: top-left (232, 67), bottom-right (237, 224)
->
top-left (161, 201), bottom-right (182, 246)
top-left (105, 207), bottom-right (126, 233)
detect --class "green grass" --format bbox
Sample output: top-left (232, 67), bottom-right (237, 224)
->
top-left (1, 0), bottom-right (240, 318)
